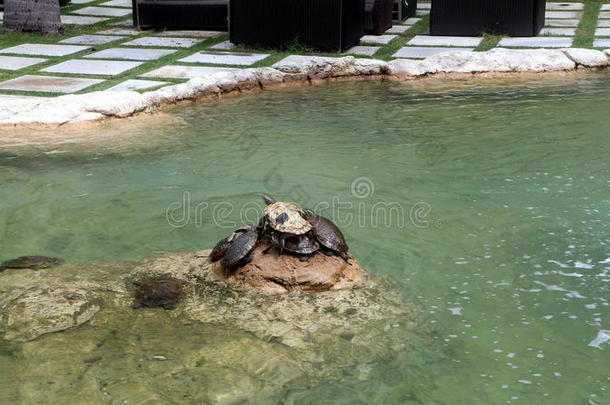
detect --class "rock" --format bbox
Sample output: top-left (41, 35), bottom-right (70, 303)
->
top-left (0, 285), bottom-right (100, 342)
top-left (562, 48), bottom-right (609, 68)
top-left (211, 243), bottom-right (363, 293)
top-left (386, 59), bottom-right (429, 80)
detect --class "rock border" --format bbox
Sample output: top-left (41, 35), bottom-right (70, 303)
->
top-left (1, 47), bottom-right (609, 127)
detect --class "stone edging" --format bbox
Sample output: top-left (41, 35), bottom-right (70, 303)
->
top-left (1, 47), bottom-right (609, 127)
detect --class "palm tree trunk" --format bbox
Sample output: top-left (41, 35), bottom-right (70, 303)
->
top-left (3, 0), bottom-right (63, 34)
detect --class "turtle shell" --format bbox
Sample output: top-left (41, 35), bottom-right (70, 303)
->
top-left (0, 256), bottom-right (63, 271)
top-left (133, 275), bottom-right (185, 310)
top-left (305, 212), bottom-right (348, 254)
top-left (209, 237), bottom-right (231, 262)
top-left (272, 232), bottom-right (319, 254)
top-left (221, 227), bottom-right (259, 267)
top-left (264, 202), bottom-right (312, 235)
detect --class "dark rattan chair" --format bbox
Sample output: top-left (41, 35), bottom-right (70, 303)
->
top-left (132, 0), bottom-right (229, 30)
top-left (365, 0), bottom-right (394, 35)
top-left (430, 0), bottom-right (545, 37)
top-left (229, 0), bottom-right (365, 52)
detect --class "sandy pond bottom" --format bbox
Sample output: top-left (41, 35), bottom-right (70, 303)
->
top-left (0, 72), bottom-right (609, 404)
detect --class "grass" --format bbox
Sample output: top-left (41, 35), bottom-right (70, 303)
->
top-left (0, 0), bottom-right (610, 97)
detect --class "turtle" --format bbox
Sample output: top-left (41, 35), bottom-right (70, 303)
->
top-left (303, 210), bottom-right (351, 264)
top-left (269, 231), bottom-right (320, 262)
top-left (221, 224), bottom-right (260, 267)
top-left (0, 256), bottom-right (63, 271)
top-left (209, 237), bottom-right (231, 263)
top-left (133, 275), bottom-right (185, 310)
top-left (261, 194), bottom-right (312, 252)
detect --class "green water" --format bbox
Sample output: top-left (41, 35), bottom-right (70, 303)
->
top-left (1, 73), bottom-right (609, 404)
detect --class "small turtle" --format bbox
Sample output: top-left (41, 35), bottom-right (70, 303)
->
top-left (221, 224), bottom-right (260, 267)
top-left (209, 237), bottom-right (231, 263)
top-left (133, 275), bottom-right (185, 310)
top-left (270, 232), bottom-right (319, 262)
top-left (303, 210), bottom-right (351, 264)
top-left (0, 256), bottom-right (63, 271)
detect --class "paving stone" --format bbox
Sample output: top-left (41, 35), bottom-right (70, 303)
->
top-left (71, 6), bottom-right (132, 17)
top-left (415, 10), bottom-right (429, 16)
top-left (41, 59), bottom-right (143, 76)
top-left (393, 46), bottom-right (474, 59)
top-left (271, 55), bottom-right (339, 68)
top-left (156, 30), bottom-right (224, 38)
top-left (97, 28), bottom-right (142, 35)
top-left (71, 0), bottom-right (96, 3)
top-left (122, 37), bottom-right (202, 48)
top-left (343, 46), bottom-right (380, 56)
top-left (600, 12), bottom-right (610, 19)
top-left (545, 11), bottom-right (582, 19)
top-left (85, 47), bottom-right (176, 61)
top-left (60, 34), bottom-right (125, 45)
top-left (0, 12), bottom-right (3, 21)
top-left (602, 5), bottom-right (610, 11)
top-left (593, 39), bottom-right (610, 48)
top-left (178, 51), bottom-right (270, 66)
top-left (360, 35), bottom-right (396, 45)
top-left (210, 41), bottom-right (236, 50)
top-left (111, 19), bottom-right (134, 26)
top-left (597, 20), bottom-right (610, 28)
top-left (0, 56), bottom-right (47, 71)
top-left (407, 35), bottom-right (482, 47)
top-left (100, 0), bottom-right (132, 7)
top-left (0, 43), bottom-right (91, 57)
top-left (545, 19), bottom-right (580, 27)
top-left (61, 15), bottom-right (108, 25)
top-left (540, 27), bottom-right (576, 36)
top-left (385, 25), bottom-right (409, 34)
top-left (546, 2), bottom-right (584, 11)
top-left (140, 65), bottom-right (238, 79)
top-left (595, 28), bottom-right (610, 37)
top-left (0, 94), bottom-right (48, 101)
top-left (404, 17), bottom-right (421, 25)
top-left (0, 75), bottom-right (103, 93)
top-left (106, 79), bottom-right (168, 92)
top-left (498, 37), bottom-right (573, 48)
top-left (418, 3), bottom-right (431, 9)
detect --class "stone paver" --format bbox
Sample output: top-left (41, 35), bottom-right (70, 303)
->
top-left (123, 37), bottom-right (202, 48)
top-left (156, 31), bottom-right (224, 38)
top-left (71, 0), bottom-right (96, 3)
top-left (602, 5), bottom-right (610, 11)
top-left (545, 19), bottom-right (580, 27)
top-left (415, 10), bottom-right (429, 16)
top-left (499, 37), bottom-right (573, 48)
top-left (106, 79), bottom-right (168, 92)
top-left (0, 12), bottom-right (3, 21)
top-left (598, 20), bottom-right (610, 28)
top-left (593, 39), bottom-right (610, 48)
top-left (418, 3), bottom-right (431, 9)
top-left (385, 25), bottom-right (409, 34)
top-left (545, 11), bottom-right (582, 19)
top-left (360, 35), bottom-right (396, 45)
top-left (111, 19), bottom-right (134, 26)
top-left (546, 3), bottom-right (584, 11)
top-left (0, 94), bottom-right (47, 101)
top-left (540, 27), bottom-right (576, 36)
top-left (210, 41), bottom-right (236, 50)
top-left (600, 12), bottom-right (610, 19)
top-left (272, 55), bottom-right (339, 68)
top-left (60, 34), bottom-right (125, 45)
top-left (178, 51), bottom-right (269, 66)
top-left (344, 46), bottom-right (380, 56)
top-left (595, 28), bottom-right (610, 37)
top-left (140, 65), bottom-right (238, 79)
top-left (100, 0), bottom-right (132, 7)
top-left (85, 47), bottom-right (176, 61)
top-left (71, 6), bottom-right (132, 17)
top-left (0, 44), bottom-right (91, 57)
top-left (97, 28), bottom-right (142, 36)
top-left (408, 35), bottom-right (482, 47)
top-left (0, 75), bottom-right (103, 93)
top-left (0, 56), bottom-right (47, 71)
top-left (404, 18), bottom-right (421, 25)
top-left (41, 59), bottom-right (143, 76)
top-left (61, 15), bottom-right (108, 25)
top-left (393, 46), bottom-right (474, 59)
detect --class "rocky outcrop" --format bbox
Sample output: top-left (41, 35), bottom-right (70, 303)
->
top-left (2, 47), bottom-right (610, 127)
top-left (211, 244), bottom-right (363, 293)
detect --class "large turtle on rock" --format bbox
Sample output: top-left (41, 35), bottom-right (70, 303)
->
top-left (304, 210), bottom-right (351, 264)
top-left (221, 224), bottom-right (260, 267)
top-left (261, 194), bottom-right (312, 252)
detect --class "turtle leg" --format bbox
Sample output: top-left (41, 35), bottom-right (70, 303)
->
top-left (322, 248), bottom-right (335, 257)
top-left (262, 244), bottom-right (274, 254)
top-left (339, 252), bottom-right (352, 265)
top-left (299, 254), bottom-right (310, 262)
top-left (279, 235), bottom-right (286, 255)
top-left (242, 252), bottom-right (254, 265)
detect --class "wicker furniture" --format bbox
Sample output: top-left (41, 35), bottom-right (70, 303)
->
top-left (392, 0), bottom-right (417, 23)
top-left (229, 0), bottom-right (365, 52)
top-left (365, 0), bottom-right (394, 35)
top-left (132, 0), bottom-right (229, 30)
top-left (430, 0), bottom-right (545, 37)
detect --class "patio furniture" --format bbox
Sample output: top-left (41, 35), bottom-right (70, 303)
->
top-left (365, 0), bottom-right (394, 35)
top-left (229, 0), bottom-right (365, 52)
top-left (392, 0), bottom-right (417, 23)
top-left (132, 0), bottom-right (229, 30)
top-left (430, 0), bottom-right (545, 37)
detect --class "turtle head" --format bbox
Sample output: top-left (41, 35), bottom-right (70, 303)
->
top-left (262, 194), bottom-right (276, 205)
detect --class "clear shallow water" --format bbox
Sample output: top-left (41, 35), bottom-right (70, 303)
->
top-left (1, 73), bottom-right (609, 404)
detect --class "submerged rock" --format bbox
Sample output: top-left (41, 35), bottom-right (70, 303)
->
top-left (132, 275), bottom-right (185, 310)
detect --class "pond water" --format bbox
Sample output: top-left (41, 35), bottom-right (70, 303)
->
top-left (0, 73), bottom-right (609, 404)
